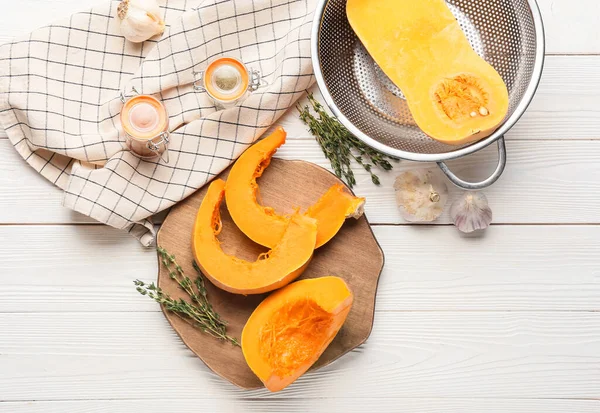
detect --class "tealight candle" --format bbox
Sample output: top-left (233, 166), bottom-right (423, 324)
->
top-left (120, 95), bottom-right (169, 159)
top-left (202, 57), bottom-right (251, 106)
top-left (130, 101), bottom-right (160, 133)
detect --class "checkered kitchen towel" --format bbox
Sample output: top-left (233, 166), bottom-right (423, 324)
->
top-left (0, 0), bottom-right (316, 246)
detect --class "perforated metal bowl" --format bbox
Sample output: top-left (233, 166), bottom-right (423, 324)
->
top-left (312, 0), bottom-right (545, 189)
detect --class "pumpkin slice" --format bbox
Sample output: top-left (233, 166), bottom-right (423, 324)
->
top-left (192, 179), bottom-right (317, 295)
top-left (242, 276), bottom-right (353, 392)
top-left (347, 0), bottom-right (509, 145)
top-left (306, 184), bottom-right (365, 247)
top-left (226, 127), bottom-right (365, 249)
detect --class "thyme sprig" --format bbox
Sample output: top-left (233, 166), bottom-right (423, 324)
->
top-left (297, 93), bottom-right (396, 187)
top-left (134, 247), bottom-right (239, 346)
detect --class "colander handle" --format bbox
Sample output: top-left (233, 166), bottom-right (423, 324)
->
top-left (436, 137), bottom-right (506, 190)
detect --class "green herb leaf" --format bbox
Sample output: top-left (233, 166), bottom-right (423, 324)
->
top-left (297, 93), bottom-right (397, 188)
top-left (134, 247), bottom-right (239, 346)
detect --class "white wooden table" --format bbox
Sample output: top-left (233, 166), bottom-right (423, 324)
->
top-left (1, 1), bottom-right (599, 412)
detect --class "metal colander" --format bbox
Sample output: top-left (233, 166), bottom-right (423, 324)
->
top-left (311, 0), bottom-right (545, 189)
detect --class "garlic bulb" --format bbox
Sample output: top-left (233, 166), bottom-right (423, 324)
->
top-left (450, 192), bottom-right (493, 233)
top-left (118, 0), bottom-right (165, 43)
top-left (394, 169), bottom-right (448, 222)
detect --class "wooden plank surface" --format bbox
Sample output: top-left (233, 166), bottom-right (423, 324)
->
top-left (0, 139), bottom-right (94, 223)
top-left (3, 56), bottom-right (600, 142)
top-left (1, 0), bottom-right (599, 410)
top-left (0, 311), bottom-right (598, 400)
top-left (3, 138), bottom-right (600, 225)
top-left (2, 399), bottom-right (599, 413)
top-left (0, 0), bottom-right (596, 54)
top-left (1, 55), bottom-right (599, 225)
top-left (537, 0), bottom-right (600, 54)
top-left (1, 225), bottom-right (598, 313)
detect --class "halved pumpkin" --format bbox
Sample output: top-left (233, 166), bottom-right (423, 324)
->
top-left (192, 179), bottom-right (317, 295)
top-left (226, 127), bottom-right (365, 249)
top-left (242, 276), bottom-right (353, 392)
top-left (347, 0), bottom-right (509, 145)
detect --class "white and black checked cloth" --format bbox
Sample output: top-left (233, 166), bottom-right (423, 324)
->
top-left (0, 0), bottom-right (316, 246)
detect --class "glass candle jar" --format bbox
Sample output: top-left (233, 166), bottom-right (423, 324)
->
top-left (120, 94), bottom-right (170, 162)
top-left (194, 57), bottom-right (263, 108)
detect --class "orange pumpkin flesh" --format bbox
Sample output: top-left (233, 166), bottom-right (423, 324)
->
top-left (347, 0), bottom-right (509, 145)
top-left (192, 179), bottom-right (317, 295)
top-left (307, 184), bottom-right (365, 248)
top-left (242, 276), bottom-right (353, 392)
top-left (226, 127), bottom-right (365, 249)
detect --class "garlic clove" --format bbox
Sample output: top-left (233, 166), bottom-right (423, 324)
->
top-left (394, 169), bottom-right (448, 222)
top-left (118, 0), bottom-right (166, 44)
top-left (450, 191), bottom-right (493, 233)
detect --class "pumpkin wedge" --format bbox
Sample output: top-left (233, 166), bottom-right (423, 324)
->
top-left (307, 184), bottom-right (365, 248)
top-left (226, 127), bottom-right (365, 249)
top-left (242, 276), bottom-right (353, 392)
top-left (192, 179), bottom-right (317, 295)
top-left (347, 0), bottom-right (509, 145)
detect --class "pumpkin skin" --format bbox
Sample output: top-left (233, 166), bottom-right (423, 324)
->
top-left (226, 127), bottom-right (365, 249)
top-left (347, 0), bottom-right (509, 145)
top-left (192, 179), bottom-right (317, 295)
top-left (242, 276), bottom-right (353, 392)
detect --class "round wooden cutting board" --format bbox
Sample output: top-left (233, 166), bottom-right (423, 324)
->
top-left (156, 158), bottom-right (385, 390)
